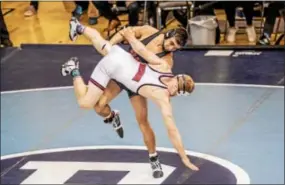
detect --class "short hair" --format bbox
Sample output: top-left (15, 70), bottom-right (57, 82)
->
top-left (174, 28), bottom-right (188, 47)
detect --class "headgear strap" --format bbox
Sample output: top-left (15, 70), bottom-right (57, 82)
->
top-left (164, 27), bottom-right (188, 47)
top-left (176, 74), bottom-right (190, 96)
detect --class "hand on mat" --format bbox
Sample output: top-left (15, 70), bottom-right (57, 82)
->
top-left (182, 158), bottom-right (199, 171)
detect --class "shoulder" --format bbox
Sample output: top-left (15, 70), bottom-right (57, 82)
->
top-left (136, 25), bottom-right (159, 37)
top-left (161, 53), bottom-right (174, 68)
top-left (141, 25), bottom-right (159, 32)
top-left (150, 87), bottom-right (170, 104)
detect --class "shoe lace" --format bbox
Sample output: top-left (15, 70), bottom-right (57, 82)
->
top-left (150, 160), bottom-right (162, 170)
top-left (112, 113), bottom-right (122, 130)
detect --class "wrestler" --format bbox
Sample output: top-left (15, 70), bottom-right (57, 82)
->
top-left (62, 18), bottom-right (199, 175)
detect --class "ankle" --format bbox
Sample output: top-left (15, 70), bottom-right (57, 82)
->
top-left (104, 111), bottom-right (115, 123)
top-left (149, 152), bottom-right (158, 161)
top-left (149, 152), bottom-right (157, 157)
top-left (76, 24), bottom-right (86, 35)
top-left (71, 69), bottom-right (80, 78)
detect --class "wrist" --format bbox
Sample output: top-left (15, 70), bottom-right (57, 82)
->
top-left (182, 156), bottom-right (189, 163)
top-left (127, 35), bottom-right (136, 42)
top-left (180, 153), bottom-right (189, 161)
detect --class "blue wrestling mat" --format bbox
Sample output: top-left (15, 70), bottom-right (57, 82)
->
top-left (1, 45), bottom-right (284, 184)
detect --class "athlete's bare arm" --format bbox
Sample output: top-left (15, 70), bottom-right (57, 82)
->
top-left (121, 27), bottom-right (166, 66)
top-left (160, 53), bottom-right (174, 69)
top-left (158, 96), bottom-right (188, 159)
top-left (142, 87), bottom-right (199, 171)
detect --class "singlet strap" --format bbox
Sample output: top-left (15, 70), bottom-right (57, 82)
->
top-left (156, 51), bottom-right (170, 58)
top-left (128, 29), bottom-right (171, 63)
top-left (142, 30), bottom-right (170, 58)
top-left (141, 30), bottom-right (163, 45)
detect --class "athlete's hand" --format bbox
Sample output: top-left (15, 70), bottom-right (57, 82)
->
top-left (120, 27), bottom-right (136, 41)
top-left (182, 158), bottom-right (199, 171)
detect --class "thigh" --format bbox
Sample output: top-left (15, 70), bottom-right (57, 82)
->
top-left (129, 95), bottom-right (148, 122)
top-left (98, 80), bottom-right (122, 106)
top-left (90, 66), bottom-right (110, 90)
top-left (90, 56), bottom-right (113, 89)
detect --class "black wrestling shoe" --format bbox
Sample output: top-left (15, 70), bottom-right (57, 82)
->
top-left (256, 34), bottom-right (270, 45)
top-left (149, 155), bottom-right (164, 178)
top-left (104, 110), bottom-right (124, 138)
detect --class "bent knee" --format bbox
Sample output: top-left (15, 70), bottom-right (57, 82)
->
top-left (94, 97), bottom-right (108, 113)
top-left (94, 104), bottom-right (103, 113)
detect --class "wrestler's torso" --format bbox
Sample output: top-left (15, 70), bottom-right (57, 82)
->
top-left (126, 31), bottom-right (173, 73)
top-left (102, 30), bottom-right (174, 94)
top-left (105, 45), bottom-right (173, 94)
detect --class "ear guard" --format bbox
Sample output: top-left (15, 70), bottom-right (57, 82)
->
top-left (164, 27), bottom-right (188, 46)
top-left (165, 29), bottom-right (177, 39)
top-left (176, 74), bottom-right (190, 96)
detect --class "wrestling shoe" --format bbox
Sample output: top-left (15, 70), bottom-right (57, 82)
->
top-left (69, 17), bottom-right (83, 42)
top-left (256, 34), bottom-right (270, 45)
top-left (104, 110), bottom-right (124, 138)
top-left (149, 155), bottom-right (164, 178)
top-left (61, 57), bottom-right (79, 76)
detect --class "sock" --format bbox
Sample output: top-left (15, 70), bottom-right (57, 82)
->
top-left (104, 111), bottom-right (114, 123)
top-left (149, 153), bottom-right (159, 163)
top-left (71, 69), bottom-right (80, 78)
top-left (149, 152), bottom-right (158, 158)
top-left (105, 111), bottom-right (114, 119)
top-left (76, 24), bottom-right (86, 35)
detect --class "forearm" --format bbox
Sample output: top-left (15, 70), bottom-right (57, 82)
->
top-left (110, 26), bottom-right (141, 45)
top-left (109, 31), bottom-right (124, 45)
top-left (127, 37), bottom-right (162, 65)
top-left (165, 117), bottom-right (189, 160)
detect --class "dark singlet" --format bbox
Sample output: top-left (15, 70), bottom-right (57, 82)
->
top-left (116, 31), bottom-right (171, 97)
top-left (127, 31), bottom-right (170, 64)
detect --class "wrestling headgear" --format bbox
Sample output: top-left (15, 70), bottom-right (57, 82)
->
top-left (176, 74), bottom-right (195, 96)
top-left (164, 27), bottom-right (188, 47)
